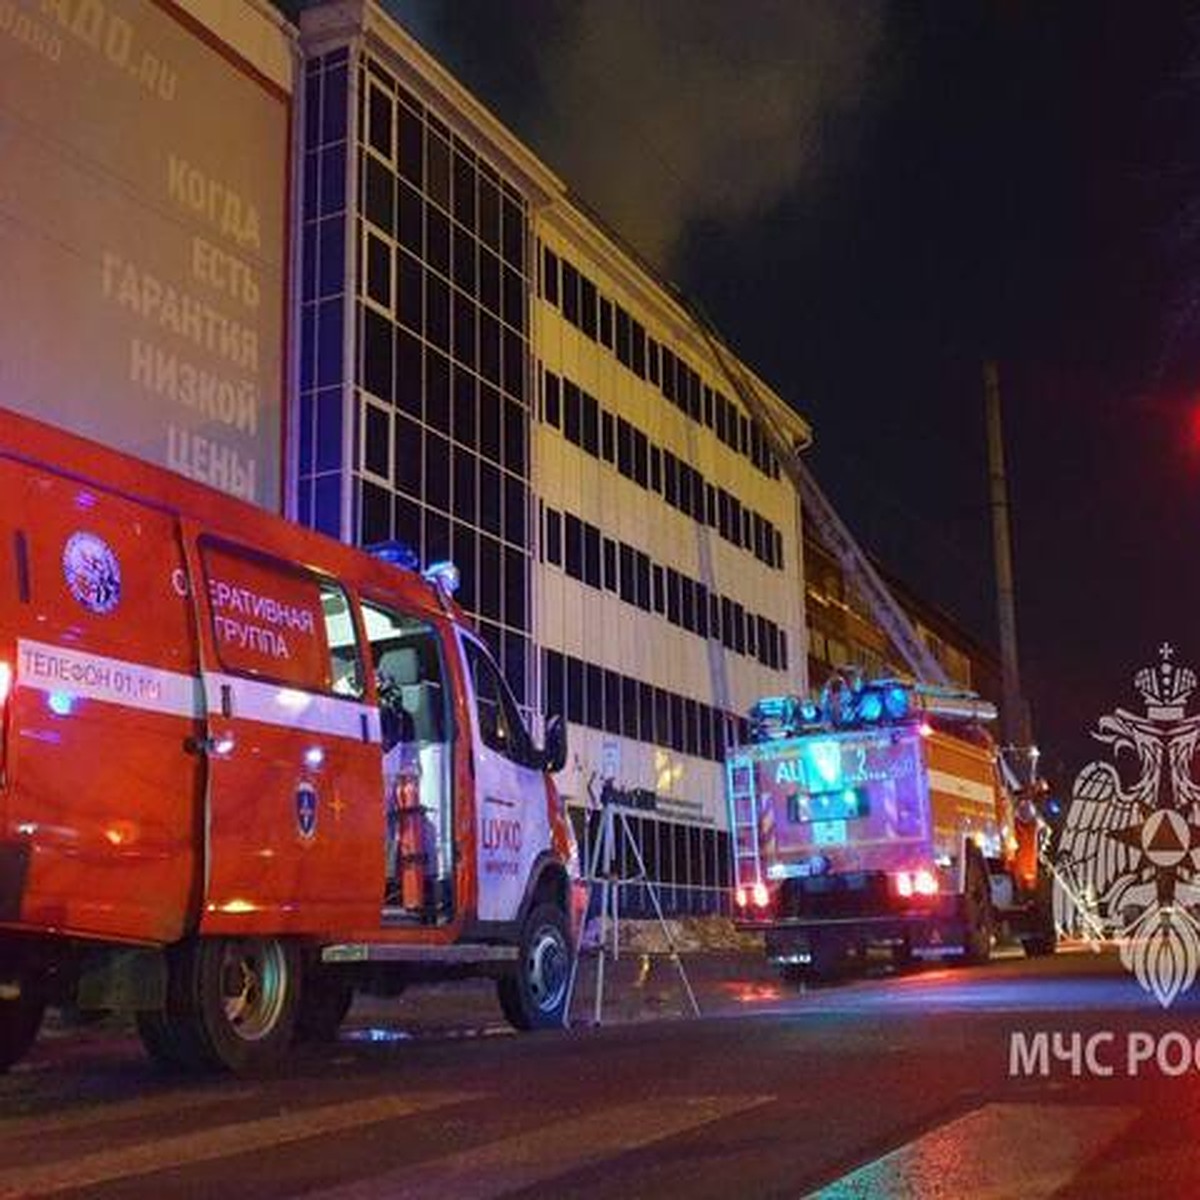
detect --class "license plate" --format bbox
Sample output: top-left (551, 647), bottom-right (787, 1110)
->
top-left (812, 819), bottom-right (847, 846)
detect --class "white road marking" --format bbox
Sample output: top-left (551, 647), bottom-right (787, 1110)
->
top-left (0, 1091), bottom-right (474, 1198)
top-left (808, 1102), bottom-right (1138, 1199)
top-left (305, 1094), bottom-right (774, 1200)
top-left (0, 1085), bottom-right (259, 1142)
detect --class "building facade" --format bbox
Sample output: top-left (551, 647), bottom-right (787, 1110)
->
top-left (296, 0), bottom-right (811, 913)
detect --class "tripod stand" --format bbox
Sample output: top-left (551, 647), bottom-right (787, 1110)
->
top-left (563, 778), bottom-right (700, 1026)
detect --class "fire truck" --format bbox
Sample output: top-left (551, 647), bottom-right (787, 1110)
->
top-left (0, 411), bottom-right (584, 1073)
top-left (728, 674), bottom-right (1055, 978)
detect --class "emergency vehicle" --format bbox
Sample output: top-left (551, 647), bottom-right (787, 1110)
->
top-left (0, 410), bottom-right (583, 1074)
top-left (728, 673), bottom-right (1055, 978)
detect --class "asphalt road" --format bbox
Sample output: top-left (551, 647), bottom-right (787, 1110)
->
top-left (2, 946), bottom-right (1199, 1199)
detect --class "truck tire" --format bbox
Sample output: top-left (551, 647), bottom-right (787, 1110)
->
top-left (0, 983), bottom-right (45, 1073)
top-left (497, 903), bottom-right (572, 1031)
top-left (294, 974), bottom-right (354, 1044)
top-left (1021, 873), bottom-right (1058, 957)
top-left (961, 851), bottom-right (994, 965)
top-left (140, 937), bottom-right (301, 1073)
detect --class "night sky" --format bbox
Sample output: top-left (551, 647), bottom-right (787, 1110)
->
top-left (381, 0), bottom-right (1200, 785)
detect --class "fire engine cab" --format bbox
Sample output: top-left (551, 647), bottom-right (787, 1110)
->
top-left (728, 673), bottom-right (1055, 978)
top-left (0, 411), bottom-right (583, 1073)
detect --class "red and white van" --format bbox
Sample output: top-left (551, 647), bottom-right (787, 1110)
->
top-left (0, 410), bottom-right (583, 1073)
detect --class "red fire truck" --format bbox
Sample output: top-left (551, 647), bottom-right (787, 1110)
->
top-left (0, 410), bottom-right (584, 1073)
top-left (728, 674), bottom-right (1055, 978)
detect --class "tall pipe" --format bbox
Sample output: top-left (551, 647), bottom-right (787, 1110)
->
top-left (983, 361), bottom-right (1027, 750)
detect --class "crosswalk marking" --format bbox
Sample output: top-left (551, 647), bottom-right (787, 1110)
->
top-left (0, 1086), bottom-right (259, 1142)
top-left (0, 1091), bottom-right (475, 1199)
top-left (808, 1102), bottom-right (1138, 1199)
top-left (305, 1094), bottom-right (774, 1200)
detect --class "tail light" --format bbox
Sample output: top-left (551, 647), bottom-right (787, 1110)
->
top-left (752, 881), bottom-right (770, 909)
top-left (894, 868), bottom-right (939, 899)
top-left (735, 885), bottom-right (748, 909)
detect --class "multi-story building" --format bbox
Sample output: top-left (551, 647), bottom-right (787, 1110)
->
top-left (296, 1), bottom-right (812, 913)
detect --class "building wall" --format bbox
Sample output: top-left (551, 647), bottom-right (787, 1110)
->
top-left (296, 0), bottom-right (811, 914)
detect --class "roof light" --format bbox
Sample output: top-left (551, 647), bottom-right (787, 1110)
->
top-left (883, 684), bottom-right (910, 720)
top-left (422, 560), bottom-right (460, 596)
top-left (857, 690), bottom-right (884, 723)
top-left (367, 540), bottom-right (421, 571)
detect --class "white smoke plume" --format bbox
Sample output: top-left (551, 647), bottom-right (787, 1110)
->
top-left (533, 1), bottom-right (885, 266)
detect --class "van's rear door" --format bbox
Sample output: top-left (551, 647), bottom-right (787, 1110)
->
top-left (0, 453), bottom-right (204, 942)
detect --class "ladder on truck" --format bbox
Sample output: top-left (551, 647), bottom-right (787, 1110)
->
top-left (690, 313), bottom-right (950, 688)
top-left (726, 752), bottom-right (763, 890)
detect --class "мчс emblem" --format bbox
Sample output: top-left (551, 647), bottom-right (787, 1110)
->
top-left (296, 782), bottom-right (318, 840)
top-left (62, 531), bottom-right (122, 615)
top-left (1055, 644), bottom-right (1200, 1007)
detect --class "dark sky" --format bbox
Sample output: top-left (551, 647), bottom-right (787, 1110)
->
top-left (381, 0), bottom-right (1200, 783)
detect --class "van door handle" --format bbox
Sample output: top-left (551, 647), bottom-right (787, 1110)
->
top-left (220, 685), bottom-right (233, 718)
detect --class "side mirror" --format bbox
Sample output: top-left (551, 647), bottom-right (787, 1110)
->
top-left (541, 714), bottom-right (567, 774)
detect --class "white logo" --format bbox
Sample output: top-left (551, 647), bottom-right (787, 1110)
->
top-left (62, 531), bottom-right (121, 615)
top-left (1056, 644), bottom-right (1200, 1007)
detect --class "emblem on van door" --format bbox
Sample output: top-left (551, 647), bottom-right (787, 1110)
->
top-left (296, 782), bottom-right (318, 840)
top-left (62, 532), bottom-right (121, 615)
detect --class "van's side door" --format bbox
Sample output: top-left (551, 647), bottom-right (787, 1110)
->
top-left (459, 634), bottom-right (548, 923)
top-left (188, 533), bottom-right (382, 934)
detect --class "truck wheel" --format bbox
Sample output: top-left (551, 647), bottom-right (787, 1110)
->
top-left (1021, 871), bottom-right (1058, 958)
top-left (294, 974), bottom-right (354, 1044)
top-left (962, 852), bottom-right (994, 965)
top-left (0, 983), bottom-right (45, 1073)
top-left (144, 938), bottom-right (301, 1073)
top-left (497, 903), bottom-right (572, 1031)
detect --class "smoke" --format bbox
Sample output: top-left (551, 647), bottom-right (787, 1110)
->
top-left (528, 1), bottom-right (886, 267)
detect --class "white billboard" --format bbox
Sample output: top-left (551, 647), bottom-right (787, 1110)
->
top-left (0, 0), bottom-right (290, 508)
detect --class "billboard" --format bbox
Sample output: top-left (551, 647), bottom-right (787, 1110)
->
top-left (0, 0), bottom-right (290, 508)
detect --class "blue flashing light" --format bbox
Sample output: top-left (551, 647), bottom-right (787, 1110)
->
top-left (367, 540), bottom-right (421, 571)
top-left (47, 691), bottom-right (74, 716)
top-left (422, 560), bottom-right (460, 596)
top-left (804, 739), bottom-right (843, 790)
top-left (858, 690), bottom-right (884, 723)
top-left (883, 684), bottom-right (911, 720)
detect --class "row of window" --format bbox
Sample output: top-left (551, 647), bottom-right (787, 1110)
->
top-left (541, 246), bottom-right (780, 482)
top-left (541, 504), bottom-right (790, 672)
top-left (543, 648), bottom-right (750, 764)
top-left (362, 58), bottom-right (527, 277)
top-left (543, 370), bottom-right (784, 571)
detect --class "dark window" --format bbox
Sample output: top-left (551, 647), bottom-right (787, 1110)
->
top-left (424, 431), bottom-right (449, 512)
top-left (427, 130), bottom-right (450, 208)
top-left (670, 693), bottom-right (684, 753)
top-left (454, 368), bottom-right (477, 444)
top-left (695, 584), bottom-right (709, 638)
top-left (480, 382), bottom-right (501, 461)
top-left (478, 177), bottom-right (500, 249)
top-left (598, 297), bottom-right (613, 347)
top-left (561, 261), bottom-right (579, 326)
top-left (632, 430), bottom-right (648, 488)
top-left (453, 446), bottom-right (476, 525)
top-left (680, 576), bottom-right (695, 633)
top-left (639, 682), bottom-right (654, 743)
top-left (362, 307), bottom-right (392, 401)
top-left (503, 474), bottom-right (526, 547)
top-left (479, 460), bottom-right (501, 535)
top-left (542, 246), bottom-right (559, 304)
top-left (453, 151), bottom-right (476, 226)
top-left (703, 386), bottom-right (715, 429)
top-left (663, 451), bottom-right (678, 508)
top-left (544, 372), bottom-right (561, 428)
top-left (616, 419), bottom-right (633, 479)
top-left (661, 347), bottom-right (676, 402)
top-left (563, 380), bottom-right (581, 446)
top-left (601, 412), bottom-right (615, 463)
top-left (579, 276), bottom-right (597, 340)
top-left (544, 649), bottom-right (565, 717)
top-left (622, 675), bottom-right (639, 740)
top-left (603, 538), bottom-right (618, 592)
top-left (585, 662), bottom-right (603, 729)
top-left (618, 543), bottom-right (635, 605)
top-left (648, 340), bottom-right (660, 386)
top-left (364, 154), bottom-right (394, 234)
top-left (654, 687), bottom-right (670, 749)
top-left (615, 306), bottom-right (631, 367)
top-left (652, 564), bottom-right (665, 614)
top-left (393, 412), bottom-right (422, 496)
top-left (635, 551), bottom-right (651, 611)
top-left (650, 446), bottom-right (662, 494)
top-left (630, 321), bottom-right (646, 378)
top-left (581, 391), bottom-right (599, 457)
top-left (666, 568), bottom-right (680, 625)
top-left (602, 668), bottom-right (621, 735)
top-left (583, 522), bottom-right (601, 587)
top-left (564, 513), bottom-right (583, 580)
top-left (567, 656), bottom-right (584, 722)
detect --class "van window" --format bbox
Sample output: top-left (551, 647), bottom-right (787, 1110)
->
top-left (201, 541), bottom-right (362, 696)
top-left (361, 601), bottom-right (447, 748)
top-left (463, 637), bottom-right (535, 767)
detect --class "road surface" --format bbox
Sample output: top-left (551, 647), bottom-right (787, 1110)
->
top-left (2, 946), bottom-right (1197, 1198)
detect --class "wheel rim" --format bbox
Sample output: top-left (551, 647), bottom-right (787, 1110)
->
top-left (526, 924), bottom-right (569, 1014)
top-left (218, 940), bottom-right (288, 1042)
